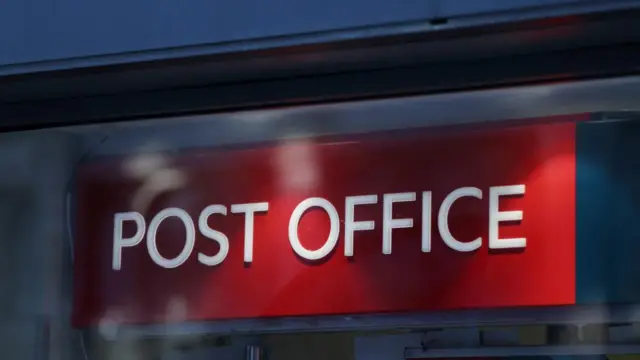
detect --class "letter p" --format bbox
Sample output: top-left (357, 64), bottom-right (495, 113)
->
top-left (113, 212), bottom-right (145, 270)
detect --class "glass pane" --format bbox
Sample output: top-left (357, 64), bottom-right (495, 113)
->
top-left (1, 77), bottom-right (640, 360)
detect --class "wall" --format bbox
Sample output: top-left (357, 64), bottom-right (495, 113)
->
top-left (0, 0), bottom-right (634, 74)
top-left (0, 130), bottom-right (83, 360)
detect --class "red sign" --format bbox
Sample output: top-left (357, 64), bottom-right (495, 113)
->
top-left (72, 120), bottom-right (577, 327)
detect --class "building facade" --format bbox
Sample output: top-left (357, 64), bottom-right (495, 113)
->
top-left (2, 1), bottom-right (640, 360)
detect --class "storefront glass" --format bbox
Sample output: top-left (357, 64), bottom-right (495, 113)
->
top-left (2, 76), bottom-right (640, 360)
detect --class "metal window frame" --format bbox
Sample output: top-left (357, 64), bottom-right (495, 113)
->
top-left (404, 344), bottom-right (640, 358)
top-left (106, 304), bottom-right (640, 339)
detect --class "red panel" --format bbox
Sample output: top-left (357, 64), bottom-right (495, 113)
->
top-left (72, 121), bottom-right (576, 327)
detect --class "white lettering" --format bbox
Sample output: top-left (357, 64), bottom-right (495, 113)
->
top-left (231, 202), bottom-right (269, 263)
top-left (198, 205), bottom-right (230, 266)
top-left (344, 195), bottom-right (378, 257)
top-left (147, 208), bottom-right (196, 269)
top-left (382, 192), bottom-right (416, 255)
top-left (422, 191), bottom-right (432, 253)
top-left (489, 185), bottom-right (526, 249)
top-left (289, 197), bottom-right (339, 260)
top-left (438, 187), bottom-right (482, 252)
top-left (111, 183), bottom-right (528, 269)
top-left (112, 212), bottom-right (145, 270)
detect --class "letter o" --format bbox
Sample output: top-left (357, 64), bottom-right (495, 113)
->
top-left (147, 208), bottom-right (196, 268)
top-left (288, 198), bottom-right (340, 261)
